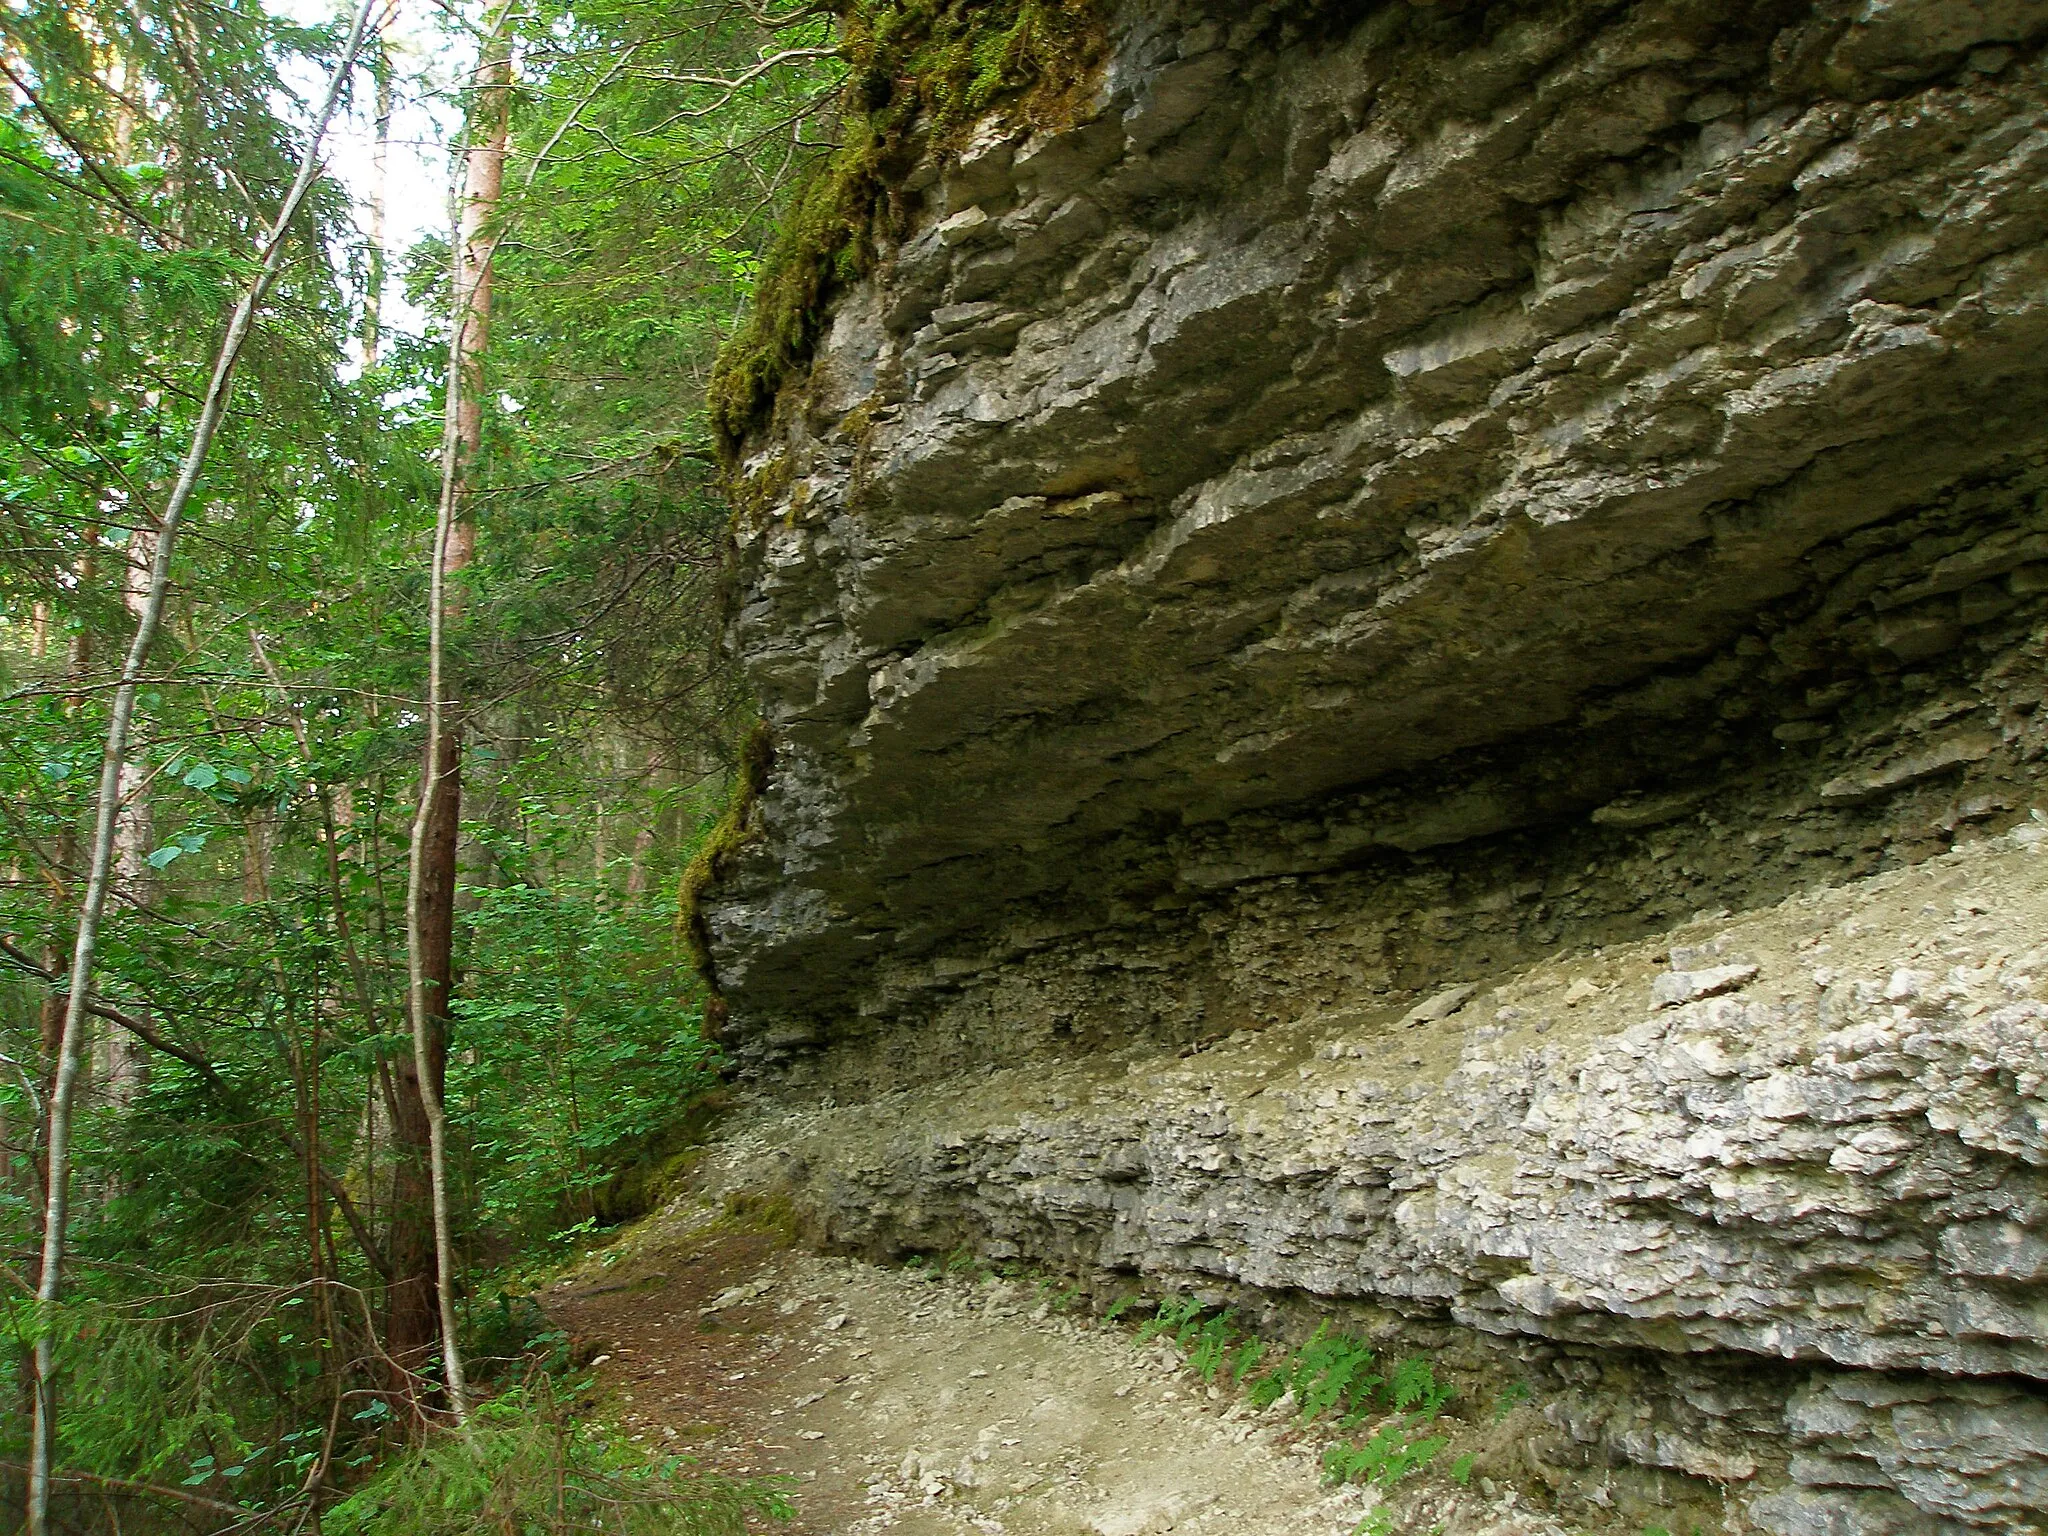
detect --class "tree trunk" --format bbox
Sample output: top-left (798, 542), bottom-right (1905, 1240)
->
top-left (362, 25), bottom-right (394, 368)
top-left (623, 822), bottom-right (657, 897)
top-left (623, 744), bottom-right (666, 898)
top-left (390, 4), bottom-right (509, 1424)
top-left (241, 810), bottom-right (274, 904)
top-left (384, 724), bottom-right (450, 1389)
top-left (97, 529), bottom-right (157, 1113)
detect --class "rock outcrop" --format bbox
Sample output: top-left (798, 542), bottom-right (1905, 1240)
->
top-left (706, 831), bottom-right (2048, 1533)
top-left (697, 2), bottom-right (2048, 1530)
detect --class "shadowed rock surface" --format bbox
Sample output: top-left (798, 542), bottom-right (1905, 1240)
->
top-left (698, 2), bottom-right (2048, 1530)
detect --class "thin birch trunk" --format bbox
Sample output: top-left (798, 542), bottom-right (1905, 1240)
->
top-left (25, 3), bottom-right (381, 1527)
top-left (97, 529), bottom-right (157, 1114)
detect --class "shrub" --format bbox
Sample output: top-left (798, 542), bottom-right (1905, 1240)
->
top-left (323, 1376), bottom-right (788, 1536)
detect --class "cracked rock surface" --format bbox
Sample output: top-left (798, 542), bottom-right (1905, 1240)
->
top-left (707, 0), bottom-right (2048, 1039)
top-left (707, 830), bottom-right (2048, 1533)
top-left (697, 1), bottom-right (2048, 1530)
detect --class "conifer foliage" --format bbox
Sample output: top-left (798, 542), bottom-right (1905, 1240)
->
top-left (0, 0), bottom-right (837, 1528)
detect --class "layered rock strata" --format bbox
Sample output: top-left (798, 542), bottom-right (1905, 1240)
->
top-left (707, 831), bottom-right (2048, 1533)
top-left (698, 0), bottom-right (2048, 1529)
top-left (709, 0), bottom-right (2048, 1042)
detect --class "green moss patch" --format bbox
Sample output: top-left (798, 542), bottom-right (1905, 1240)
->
top-left (707, 0), bottom-right (1112, 459)
top-left (677, 719), bottom-right (775, 1035)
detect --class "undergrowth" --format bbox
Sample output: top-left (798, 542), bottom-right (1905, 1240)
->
top-left (1114, 1295), bottom-right (1466, 1500)
top-left (323, 1374), bottom-right (790, 1536)
top-left (707, 0), bottom-right (1111, 456)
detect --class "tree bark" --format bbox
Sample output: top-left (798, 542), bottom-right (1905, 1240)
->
top-left (361, 21), bottom-right (394, 368)
top-left (97, 528), bottom-right (157, 1113)
top-left (623, 744), bottom-right (667, 897)
top-left (24, 6), bottom-right (382, 1527)
top-left (391, 2), bottom-right (509, 1425)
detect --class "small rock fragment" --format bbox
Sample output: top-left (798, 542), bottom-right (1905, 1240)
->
top-left (1403, 984), bottom-right (1479, 1025)
top-left (1651, 964), bottom-right (1759, 1008)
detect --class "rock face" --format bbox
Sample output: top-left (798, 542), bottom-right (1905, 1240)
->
top-left (698, 2), bottom-right (2048, 1529)
top-left (705, 834), bottom-right (2048, 1532)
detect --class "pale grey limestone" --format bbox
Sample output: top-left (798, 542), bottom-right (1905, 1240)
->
top-left (708, 0), bottom-right (2048, 1039)
top-left (698, 1), bottom-right (2048, 1529)
top-left (703, 835), bottom-right (2048, 1532)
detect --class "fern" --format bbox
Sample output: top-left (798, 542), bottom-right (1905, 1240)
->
top-left (1291, 1325), bottom-right (1381, 1425)
top-left (1322, 1415), bottom-right (1448, 1489)
top-left (1185, 1312), bottom-right (1237, 1383)
top-left (1133, 1294), bottom-right (1204, 1348)
top-left (1228, 1337), bottom-right (1265, 1385)
top-left (1388, 1355), bottom-right (1452, 1416)
top-left (1247, 1369), bottom-right (1291, 1410)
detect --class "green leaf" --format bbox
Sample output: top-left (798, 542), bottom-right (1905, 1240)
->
top-left (146, 845), bottom-right (184, 870)
top-left (181, 762), bottom-right (220, 790)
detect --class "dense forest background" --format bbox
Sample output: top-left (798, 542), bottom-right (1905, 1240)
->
top-left (0, 0), bottom-right (844, 1527)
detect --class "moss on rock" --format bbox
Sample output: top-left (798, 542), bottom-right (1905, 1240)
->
top-left (677, 719), bottom-right (774, 1038)
top-left (706, 0), bottom-right (1111, 460)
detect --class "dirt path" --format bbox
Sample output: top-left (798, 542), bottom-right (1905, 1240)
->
top-left (545, 1208), bottom-right (1560, 1536)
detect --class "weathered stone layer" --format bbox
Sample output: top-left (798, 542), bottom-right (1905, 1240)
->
top-left (708, 0), bottom-right (2048, 1043)
top-left (697, 2), bottom-right (2048, 1530)
top-left (707, 830), bottom-right (2048, 1533)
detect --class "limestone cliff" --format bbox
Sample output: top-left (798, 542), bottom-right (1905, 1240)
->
top-left (697, 2), bottom-right (2048, 1530)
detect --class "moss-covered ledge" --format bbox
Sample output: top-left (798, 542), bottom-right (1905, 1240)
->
top-left (706, 0), bottom-right (1113, 460)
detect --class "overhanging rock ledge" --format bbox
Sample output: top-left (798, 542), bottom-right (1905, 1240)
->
top-left (695, 3), bottom-right (2048, 1531)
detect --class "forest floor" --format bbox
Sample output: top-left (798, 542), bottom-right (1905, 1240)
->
top-left (543, 1207), bottom-right (1566, 1536)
